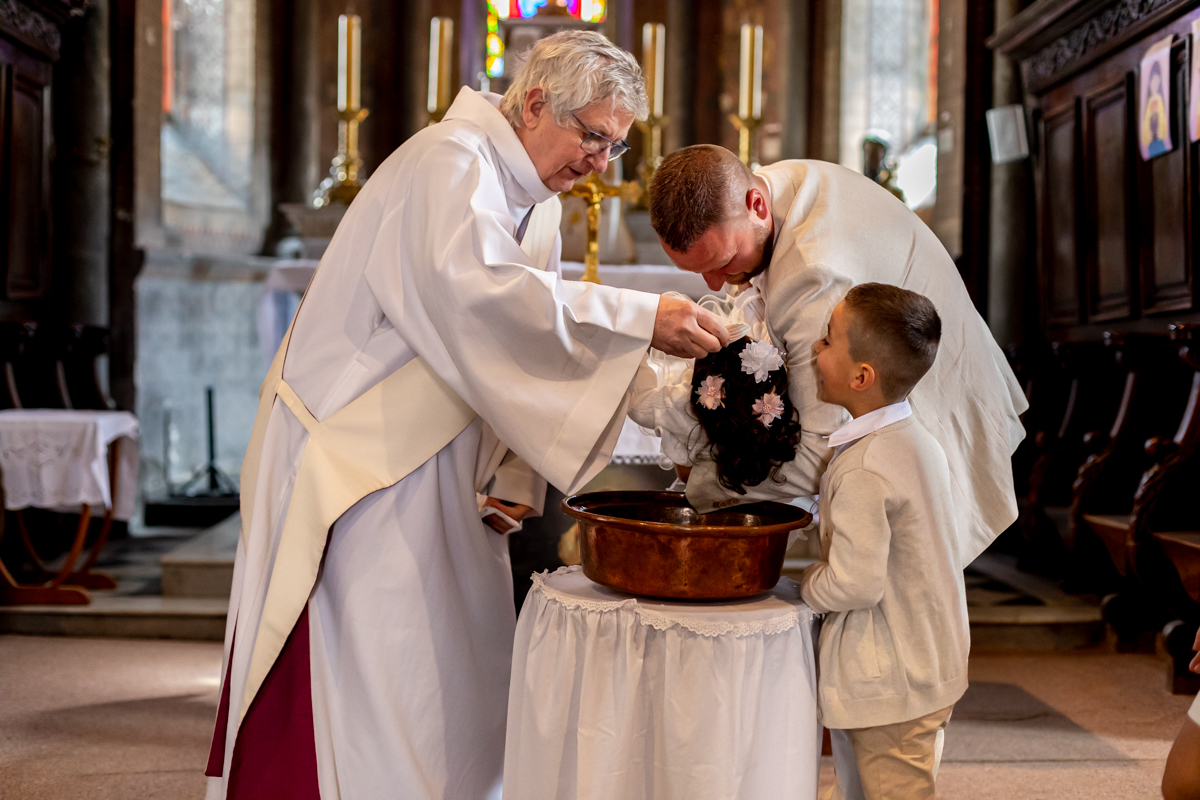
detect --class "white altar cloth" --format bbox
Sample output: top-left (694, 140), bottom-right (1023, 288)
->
top-left (504, 566), bottom-right (821, 800)
top-left (0, 410), bottom-right (139, 520)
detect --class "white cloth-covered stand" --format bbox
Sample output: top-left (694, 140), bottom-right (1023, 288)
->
top-left (504, 566), bottom-right (821, 800)
top-left (0, 410), bottom-right (139, 520)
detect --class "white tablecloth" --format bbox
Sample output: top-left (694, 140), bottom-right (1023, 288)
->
top-left (505, 566), bottom-right (821, 800)
top-left (0, 410), bottom-right (139, 520)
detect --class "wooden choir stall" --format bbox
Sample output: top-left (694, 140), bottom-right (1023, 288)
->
top-left (992, 0), bottom-right (1200, 693)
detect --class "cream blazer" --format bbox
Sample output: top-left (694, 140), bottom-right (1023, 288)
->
top-left (687, 160), bottom-right (1027, 566)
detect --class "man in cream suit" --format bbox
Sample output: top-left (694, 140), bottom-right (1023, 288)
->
top-left (649, 144), bottom-right (1027, 566)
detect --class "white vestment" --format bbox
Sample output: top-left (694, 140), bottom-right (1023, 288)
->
top-left (206, 88), bottom-right (659, 800)
top-left (636, 160), bottom-right (1027, 566)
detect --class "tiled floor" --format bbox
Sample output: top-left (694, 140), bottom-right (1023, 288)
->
top-left (1, 634), bottom-right (1193, 799)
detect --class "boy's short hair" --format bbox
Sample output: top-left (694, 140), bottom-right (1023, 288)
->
top-left (841, 283), bottom-right (941, 402)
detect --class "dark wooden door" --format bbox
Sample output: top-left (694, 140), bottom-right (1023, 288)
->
top-left (0, 61), bottom-right (51, 300)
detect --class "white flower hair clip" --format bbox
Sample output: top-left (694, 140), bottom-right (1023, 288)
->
top-left (740, 339), bottom-right (784, 383)
top-left (696, 375), bottom-right (726, 410)
top-left (751, 391), bottom-right (785, 428)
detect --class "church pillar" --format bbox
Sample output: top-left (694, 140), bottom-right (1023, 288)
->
top-left (986, 0), bottom-right (1034, 348)
top-left (932, 0), bottom-right (994, 312)
top-left (805, 0), bottom-right (840, 164)
top-left (778, 0), bottom-right (811, 161)
top-left (53, 1), bottom-right (111, 328)
top-left (110, 0), bottom-right (138, 411)
top-left (663, 0), bottom-right (695, 154)
top-left (270, 0), bottom-right (321, 210)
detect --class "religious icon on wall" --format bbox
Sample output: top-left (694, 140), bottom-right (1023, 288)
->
top-left (1190, 20), bottom-right (1200, 143)
top-left (1139, 35), bottom-right (1175, 161)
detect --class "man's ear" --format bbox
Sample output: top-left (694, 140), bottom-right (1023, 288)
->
top-left (522, 87), bottom-right (546, 129)
top-left (850, 362), bottom-right (877, 394)
top-left (746, 186), bottom-right (770, 220)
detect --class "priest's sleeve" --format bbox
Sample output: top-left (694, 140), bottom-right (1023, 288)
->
top-left (362, 137), bottom-right (660, 494)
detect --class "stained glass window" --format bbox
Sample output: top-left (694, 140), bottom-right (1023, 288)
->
top-left (486, 0), bottom-right (505, 79)
top-left (485, 0), bottom-right (604, 80)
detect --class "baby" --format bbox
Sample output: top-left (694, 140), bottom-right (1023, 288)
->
top-left (628, 282), bottom-right (803, 495)
top-left (804, 283), bottom-right (967, 800)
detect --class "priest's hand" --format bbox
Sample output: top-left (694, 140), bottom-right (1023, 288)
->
top-left (652, 296), bottom-right (728, 359)
top-left (481, 497), bottom-right (534, 535)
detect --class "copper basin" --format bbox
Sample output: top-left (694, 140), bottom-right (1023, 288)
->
top-left (562, 491), bottom-right (812, 600)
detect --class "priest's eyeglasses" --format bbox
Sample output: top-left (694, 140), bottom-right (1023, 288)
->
top-left (572, 114), bottom-right (630, 161)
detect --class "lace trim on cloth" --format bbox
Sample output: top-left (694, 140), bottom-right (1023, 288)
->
top-left (530, 566), bottom-right (811, 639)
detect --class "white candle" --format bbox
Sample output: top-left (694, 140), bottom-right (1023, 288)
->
top-left (338, 14), bottom-right (362, 112)
top-left (428, 17), bottom-right (455, 114)
top-left (643, 23), bottom-right (665, 118)
top-left (738, 23), bottom-right (763, 120)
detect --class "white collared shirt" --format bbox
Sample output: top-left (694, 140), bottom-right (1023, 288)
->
top-left (826, 398), bottom-right (914, 452)
top-left (809, 399), bottom-right (914, 526)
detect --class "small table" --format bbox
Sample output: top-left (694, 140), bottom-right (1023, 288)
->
top-left (504, 566), bottom-right (821, 800)
top-left (0, 409), bottom-right (139, 605)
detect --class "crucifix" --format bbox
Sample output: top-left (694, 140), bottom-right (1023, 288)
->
top-left (561, 173), bottom-right (643, 284)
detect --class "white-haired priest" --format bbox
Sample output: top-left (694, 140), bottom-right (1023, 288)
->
top-left (204, 31), bottom-right (728, 800)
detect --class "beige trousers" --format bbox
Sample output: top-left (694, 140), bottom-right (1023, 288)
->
top-left (825, 705), bottom-right (954, 800)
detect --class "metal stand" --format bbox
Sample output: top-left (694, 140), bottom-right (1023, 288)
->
top-left (173, 387), bottom-right (238, 497)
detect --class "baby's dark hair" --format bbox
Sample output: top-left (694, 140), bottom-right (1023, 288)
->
top-left (691, 337), bottom-right (802, 494)
top-left (841, 283), bottom-right (941, 402)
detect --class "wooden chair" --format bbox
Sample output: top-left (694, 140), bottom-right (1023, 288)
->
top-left (1070, 333), bottom-right (1194, 592)
top-left (60, 325), bottom-right (114, 410)
top-left (2, 321), bottom-right (69, 409)
top-left (1091, 324), bottom-right (1200, 692)
top-left (1018, 339), bottom-right (1129, 576)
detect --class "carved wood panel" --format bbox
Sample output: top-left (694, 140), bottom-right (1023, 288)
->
top-left (3, 67), bottom-right (50, 299)
top-left (1043, 105), bottom-right (1081, 325)
top-left (1138, 39), bottom-right (1192, 315)
top-left (1083, 78), bottom-right (1136, 322)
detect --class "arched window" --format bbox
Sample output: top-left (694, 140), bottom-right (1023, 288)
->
top-left (161, 0), bottom-right (255, 210)
top-left (483, 0), bottom-right (606, 89)
top-left (840, 0), bottom-right (938, 209)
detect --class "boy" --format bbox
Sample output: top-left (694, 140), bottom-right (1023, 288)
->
top-left (803, 283), bottom-right (968, 800)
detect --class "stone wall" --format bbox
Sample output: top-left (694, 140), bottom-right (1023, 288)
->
top-left (135, 260), bottom-right (268, 497)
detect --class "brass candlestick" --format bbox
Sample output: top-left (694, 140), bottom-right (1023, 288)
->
top-left (314, 15), bottom-right (369, 207)
top-left (636, 22), bottom-right (668, 207)
top-left (313, 107), bottom-right (370, 207)
top-left (634, 114), bottom-right (668, 207)
top-left (427, 17), bottom-right (454, 125)
top-left (729, 114), bottom-right (762, 168)
top-left (562, 173), bottom-right (644, 284)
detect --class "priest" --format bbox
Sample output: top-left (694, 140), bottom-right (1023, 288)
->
top-left (648, 144), bottom-right (1027, 567)
top-left (205, 32), bottom-right (727, 800)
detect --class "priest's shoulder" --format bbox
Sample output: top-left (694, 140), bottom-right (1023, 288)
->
top-left (399, 117), bottom-right (494, 164)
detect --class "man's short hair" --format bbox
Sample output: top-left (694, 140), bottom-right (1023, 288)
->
top-left (649, 145), bottom-right (754, 252)
top-left (841, 283), bottom-right (942, 402)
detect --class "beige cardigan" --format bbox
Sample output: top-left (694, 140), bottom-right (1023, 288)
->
top-left (801, 416), bottom-right (970, 730)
